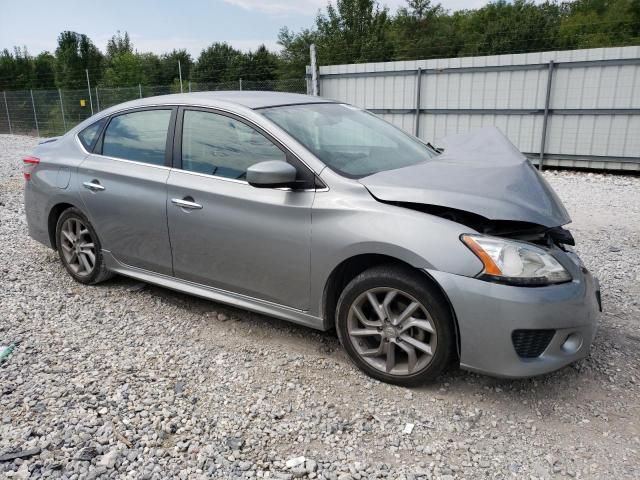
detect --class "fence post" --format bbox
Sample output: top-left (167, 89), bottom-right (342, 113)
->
top-left (188, 81), bottom-right (191, 93)
top-left (139, 84), bottom-right (143, 99)
top-left (310, 44), bottom-right (319, 96)
top-left (30, 90), bottom-right (39, 138)
top-left (539, 60), bottom-right (554, 171)
top-left (414, 67), bottom-right (423, 137)
top-left (3, 91), bottom-right (12, 134)
top-left (85, 69), bottom-right (94, 115)
top-left (58, 88), bottom-right (67, 133)
top-left (239, 78), bottom-right (243, 91)
top-left (95, 87), bottom-right (100, 112)
top-left (178, 60), bottom-right (183, 93)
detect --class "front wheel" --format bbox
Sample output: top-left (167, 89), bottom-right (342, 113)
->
top-left (55, 207), bottom-right (113, 285)
top-left (335, 265), bottom-right (454, 386)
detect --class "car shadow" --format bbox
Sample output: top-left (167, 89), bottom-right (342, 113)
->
top-left (101, 274), bottom-right (611, 403)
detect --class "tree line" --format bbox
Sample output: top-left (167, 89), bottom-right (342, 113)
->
top-left (1, 0), bottom-right (638, 91)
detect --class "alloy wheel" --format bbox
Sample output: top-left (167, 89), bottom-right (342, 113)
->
top-left (347, 287), bottom-right (437, 376)
top-left (59, 217), bottom-right (96, 277)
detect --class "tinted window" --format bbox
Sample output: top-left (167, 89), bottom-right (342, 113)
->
top-left (102, 110), bottom-right (172, 165)
top-left (78, 117), bottom-right (107, 151)
top-left (262, 103), bottom-right (438, 178)
top-left (181, 110), bottom-right (285, 180)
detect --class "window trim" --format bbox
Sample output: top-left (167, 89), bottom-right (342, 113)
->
top-left (174, 106), bottom-right (319, 189)
top-left (93, 106), bottom-right (178, 168)
top-left (77, 117), bottom-right (109, 153)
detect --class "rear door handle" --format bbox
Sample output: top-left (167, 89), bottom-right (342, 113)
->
top-left (171, 197), bottom-right (203, 210)
top-left (83, 180), bottom-right (105, 192)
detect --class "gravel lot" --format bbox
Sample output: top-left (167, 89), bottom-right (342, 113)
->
top-left (1, 134), bottom-right (639, 480)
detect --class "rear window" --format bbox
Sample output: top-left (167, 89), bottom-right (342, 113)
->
top-left (78, 117), bottom-right (107, 151)
top-left (101, 109), bottom-right (172, 166)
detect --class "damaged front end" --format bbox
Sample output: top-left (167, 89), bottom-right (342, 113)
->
top-left (359, 127), bottom-right (575, 249)
top-left (359, 127), bottom-right (583, 286)
top-left (381, 201), bottom-right (575, 248)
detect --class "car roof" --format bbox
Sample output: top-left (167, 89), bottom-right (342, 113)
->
top-left (117, 91), bottom-right (335, 110)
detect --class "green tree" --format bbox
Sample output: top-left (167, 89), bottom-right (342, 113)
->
top-left (106, 31), bottom-right (133, 58)
top-left (277, 27), bottom-right (318, 79)
top-left (103, 52), bottom-right (145, 86)
top-left (315, 0), bottom-right (394, 64)
top-left (159, 49), bottom-right (193, 85)
top-left (558, 0), bottom-right (639, 48)
top-left (389, 1), bottom-right (454, 59)
top-left (55, 31), bottom-right (103, 88)
top-left (247, 45), bottom-right (279, 81)
top-left (138, 52), bottom-right (162, 85)
top-left (193, 42), bottom-right (246, 84)
top-left (33, 52), bottom-right (56, 88)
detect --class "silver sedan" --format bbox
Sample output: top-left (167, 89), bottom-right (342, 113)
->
top-left (23, 92), bottom-right (601, 386)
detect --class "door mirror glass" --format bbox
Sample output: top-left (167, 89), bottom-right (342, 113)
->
top-left (247, 160), bottom-right (297, 188)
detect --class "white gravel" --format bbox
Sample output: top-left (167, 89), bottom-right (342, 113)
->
top-left (1, 134), bottom-right (639, 479)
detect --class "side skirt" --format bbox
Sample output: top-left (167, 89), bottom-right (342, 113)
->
top-left (102, 251), bottom-right (328, 331)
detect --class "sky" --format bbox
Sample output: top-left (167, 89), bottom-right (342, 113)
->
top-left (1, 0), bottom-right (488, 58)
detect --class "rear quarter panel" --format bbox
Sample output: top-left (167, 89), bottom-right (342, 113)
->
top-left (24, 135), bottom-right (88, 247)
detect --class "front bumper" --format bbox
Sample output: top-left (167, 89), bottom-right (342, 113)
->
top-left (428, 254), bottom-right (601, 378)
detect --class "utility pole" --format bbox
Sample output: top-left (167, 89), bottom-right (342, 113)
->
top-left (310, 44), bottom-right (319, 96)
top-left (178, 60), bottom-right (184, 93)
top-left (85, 69), bottom-right (94, 115)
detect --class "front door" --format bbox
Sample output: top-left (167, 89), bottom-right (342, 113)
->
top-left (166, 108), bottom-right (315, 310)
top-left (78, 107), bottom-right (175, 275)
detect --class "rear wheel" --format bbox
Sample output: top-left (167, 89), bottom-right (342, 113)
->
top-left (55, 208), bottom-right (113, 284)
top-left (336, 265), bottom-right (454, 386)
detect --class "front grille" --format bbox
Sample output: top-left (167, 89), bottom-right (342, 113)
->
top-left (511, 329), bottom-right (555, 358)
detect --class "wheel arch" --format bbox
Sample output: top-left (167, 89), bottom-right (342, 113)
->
top-left (321, 253), bottom-right (461, 360)
top-left (47, 202), bottom-right (79, 249)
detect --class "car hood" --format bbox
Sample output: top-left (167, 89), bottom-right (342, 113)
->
top-left (359, 127), bottom-right (571, 228)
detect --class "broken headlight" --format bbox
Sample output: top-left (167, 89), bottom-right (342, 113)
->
top-left (461, 234), bottom-right (572, 286)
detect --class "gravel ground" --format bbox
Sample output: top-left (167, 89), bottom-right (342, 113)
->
top-left (1, 134), bottom-right (639, 480)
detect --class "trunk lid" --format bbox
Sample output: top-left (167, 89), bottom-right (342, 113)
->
top-left (359, 127), bottom-right (571, 228)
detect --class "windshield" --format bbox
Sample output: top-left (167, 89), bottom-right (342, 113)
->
top-left (261, 103), bottom-right (438, 178)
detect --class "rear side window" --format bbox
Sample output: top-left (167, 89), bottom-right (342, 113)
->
top-left (181, 110), bottom-right (286, 180)
top-left (78, 117), bottom-right (107, 151)
top-left (102, 110), bottom-right (172, 165)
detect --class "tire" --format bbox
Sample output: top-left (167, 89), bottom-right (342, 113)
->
top-left (335, 264), bottom-right (454, 387)
top-left (55, 207), bottom-right (113, 285)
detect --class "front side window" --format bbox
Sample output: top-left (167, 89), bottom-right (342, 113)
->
top-left (181, 110), bottom-right (286, 180)
top-left (78, 117), bottom-right (107, 151)
top-left (261, 103), bottom-right (438, 178)
top-left (102, 109), bottom-right (172, 165)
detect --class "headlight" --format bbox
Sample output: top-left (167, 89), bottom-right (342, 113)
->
top-left (461, 234), bottom-right (572, 286)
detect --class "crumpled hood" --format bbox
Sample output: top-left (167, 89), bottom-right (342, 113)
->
top-left (359, 127), bottom-right (571, 228)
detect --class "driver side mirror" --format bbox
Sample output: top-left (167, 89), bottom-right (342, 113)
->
top-left (247, 160), bottom-right (298, 188)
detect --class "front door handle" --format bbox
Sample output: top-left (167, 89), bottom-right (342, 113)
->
top-left (83, 180), bottom-right (105, 192)
top-left (171, 197), bottom-right (203, 210)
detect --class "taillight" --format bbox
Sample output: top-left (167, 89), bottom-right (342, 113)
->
top-left (23, 156), bottom-right (40, 181)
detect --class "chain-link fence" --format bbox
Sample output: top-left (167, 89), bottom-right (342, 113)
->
top-left (0, 78), bottom-right (308, 138)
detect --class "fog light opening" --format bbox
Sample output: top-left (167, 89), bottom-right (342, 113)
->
top-left (561, 333), bottom-right (583, 354)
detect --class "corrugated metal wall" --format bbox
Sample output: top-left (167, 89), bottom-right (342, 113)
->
top-left (314, 46), bottom-right (640, 171)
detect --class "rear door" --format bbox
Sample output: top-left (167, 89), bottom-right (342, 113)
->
top-left (166, 107), bottom-right (315, 310)
top-left (78, 107), bottom-right (176, 275)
